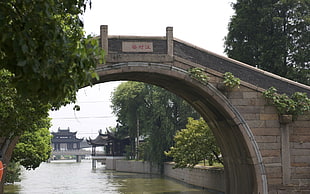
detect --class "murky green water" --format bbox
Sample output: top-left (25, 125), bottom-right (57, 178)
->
top-left (4, 160), bottom-right (213, 194)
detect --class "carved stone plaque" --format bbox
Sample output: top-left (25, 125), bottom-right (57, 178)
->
top-left (122, 41), bottom-right (153, 52)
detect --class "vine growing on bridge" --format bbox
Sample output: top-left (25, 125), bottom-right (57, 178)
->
top-left (223, 72), bottom-right (240, 89)
top-left (188, 67), bottom-right (209, 85)
top-left (263, 87), bottom-right (310, 118)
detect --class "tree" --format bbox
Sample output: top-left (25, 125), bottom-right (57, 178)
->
top-left (3, 162), bottom-right (21, 184)
top-left (0, 69), bottom-right (52, 187)
top-left (11, 119), bottom-right (52, 170)
top-left (224, 0), bottom-right (309, 85)
top-left (140, 84), bottom-right (200, 168)
top-left (0, 0), bottom-right (104, 108)
top-left (0, 69), bottom-right (51, 137)
top-left (0, 1), bottom-right (103, 190)
top-left (0, 0), bottom-right (103, 139)
top-left (111, 81), bottom-right (200, 168)
top-left (111, 82), bottom-right (146, 158)
top-left (165, 117), bottom-right (222, 168)
top-left (5, 122), bottom-right (52, 183)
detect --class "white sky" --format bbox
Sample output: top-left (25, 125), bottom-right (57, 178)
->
top-left (49, 0), bottom-right (236, 138)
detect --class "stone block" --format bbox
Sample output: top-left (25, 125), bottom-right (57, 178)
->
top-left (231, 99), bottom-right (257, 106)
top-left (267, 177), bottom-right (282, 186)
top-left (266, 166), bottom-right (282, 178)
top-left (260, 113), bottom-right (278, 121)
top-left (291, 149), bottom-right (310, 156)
top-left (243, 91), bottom-right (258, 99)
top-left (227, 91), bottom-right (243, 99)
top-left (260, 149), bottom-right (281, 157)
top-left (296, 114), bottom-right (310, 121)
top-left (266, 120), bottom-right (280, 128)
top-left (252, 128), bottom-right (280, 136)
top-left (243, 113), bottom-right (260, 120)
top-left (263, 106), bottom-right (278, 114)
top-left (255, 135), bottom-right (279, 143)
top-left (291, 163), bottom-right (309, 167)
top-left (293, 121), bottom-right (310, 128)
top-left (290, 179), bottom-right (310, 188)
top-left (247, 120), bottom-right (266, 128)
top-left (294, 167), bottom-right (310, 175)
top-left (258, 142), bottom-right (281, 150)
top-left (291, 172), bottom-right (310, 179)
top-left (293, 128), bottom-right (310, 135)
top-left (292, 156), bottom-right (310, 163)
top-left (255, 98), bottom-right (268, 106)
top-left (292, 142), bottom-right (310, 149)
top-left (263, 156), bottom-right (281, 164)
top-left (235, 106), bottom-right (265, 114)
top-left (290, 135), bottom-right (310, 143)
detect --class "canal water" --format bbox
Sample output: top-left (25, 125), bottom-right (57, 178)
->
top-left (4, 160), bottom-right (213, 194)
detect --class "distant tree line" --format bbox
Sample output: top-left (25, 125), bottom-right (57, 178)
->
top-left (111, 81), bottom-right (222, 170)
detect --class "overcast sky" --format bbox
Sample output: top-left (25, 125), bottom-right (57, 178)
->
top-left (49, 0), bottom-right (236, 138)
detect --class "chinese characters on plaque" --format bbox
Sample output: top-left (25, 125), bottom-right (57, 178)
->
top-left (122, 42), bottom-right (153, 52)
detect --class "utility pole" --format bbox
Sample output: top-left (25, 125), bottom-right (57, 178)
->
top-left (135, 115), bottom-right (140, 160)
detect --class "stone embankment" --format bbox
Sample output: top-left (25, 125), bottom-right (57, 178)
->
top-left (106, 158), bottom-right (225, 193)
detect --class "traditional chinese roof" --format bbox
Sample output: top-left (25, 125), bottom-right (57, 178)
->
top-left (51, 127), bottom-right (78, 136)
top-left (51, 127), bottom-right (83, 143)
top-left (86, 129), bottom-right (130, 146)
top-left (87, 129), bottom-right (115, 146)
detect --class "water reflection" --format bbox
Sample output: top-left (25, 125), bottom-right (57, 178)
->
top-left (4, 160), bottom-right (212, 194)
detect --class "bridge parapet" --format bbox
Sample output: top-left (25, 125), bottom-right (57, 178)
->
top-left (99, 25), bottom-right (173, 65)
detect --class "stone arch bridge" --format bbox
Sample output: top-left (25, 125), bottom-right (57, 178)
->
top-left (95, 25), bottom-right (310, 194)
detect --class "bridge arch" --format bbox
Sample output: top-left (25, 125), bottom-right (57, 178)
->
top-left (95, 62), bottom-right (267, 193)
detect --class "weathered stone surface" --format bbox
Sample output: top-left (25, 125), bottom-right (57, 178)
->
top-left (265, 166), bottom-right (282, 178)
top-left (252, 128), bottom-right (280, 136)
top-left (290, 135), bottom-right (310, 142)
top-left (243, 91), bottom-right (258, 99)
top-left (111, 160), bottom-right (225, 192)
top-left (291, 149), bottom-right (310, 156)
top-left (260, 149), bottom-right (281, 157)
top-left (260, 113), bottom-right (278, 121)
top-left (255, 136), bottom-right (280, 143)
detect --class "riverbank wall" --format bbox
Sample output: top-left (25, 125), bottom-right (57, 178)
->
top-left (106, 158), bottom-right (225, 192)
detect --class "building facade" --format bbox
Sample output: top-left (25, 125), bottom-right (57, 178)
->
top-left (51, 128), bottom-right (83, 151)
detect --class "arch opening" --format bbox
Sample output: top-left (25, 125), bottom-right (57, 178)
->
top-left (95, 62), bottom-right (267, 194)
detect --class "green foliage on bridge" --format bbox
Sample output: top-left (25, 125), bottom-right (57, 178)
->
top-left (165, 117), bottom-right (222, 168)
top-left (111, 81), bottom-right (200, 169)
top-left (225, 0), bottom-right (309, 85)
top-left (188, 67), bottom-right (209, 85)
top-left (223, 72), bottom-right (240, 89)
top-left (263, 87), bottom-right (310, 118)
